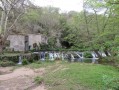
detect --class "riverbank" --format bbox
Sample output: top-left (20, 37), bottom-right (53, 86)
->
top-left (0, 61), bottom-right (119, 90)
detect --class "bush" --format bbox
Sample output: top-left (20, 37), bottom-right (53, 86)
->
top-left (32, 54), bottom-right (39, 61)
top-left (28, 59), bottom-right (34, 63)
top-left (40, 43), bottom-right (49, 50)
top-left (0, 56), bottom-right (19, 63)
top-left (34, 76), bottom-right (44, 84)
top-left (22, 59), bottom-right (29, 65)
top-left (101, 56), bottom-right (117, 65)
top-left (84, 52), bottom-right (93, 58)
top-left (0, 61), bottom-right (15, 67)
top-left (7, 56), bottom-right (19, 63)
top-left (27, 56), bottom-right (34, 63)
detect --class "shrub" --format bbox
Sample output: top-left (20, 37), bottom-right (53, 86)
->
top-left (22, 59), bottom-right (29, 65)
top-left (40, 43), bottom-right (49, 50)
top-left (0, 56), bottom-right (19, 63)
top-left (0, 61), bottom-right (15, 67)
top-left (8, 56), bottom-right (19, 63)
top-left (28, 59), bottom-right (34, 63)
top-left (32, 54), bottom-right (39, 61)
top-left (28, 56), bottom-right (34, 63)
top-left (84, 52), bottom-right (93, 58)
top-left (34, 76), bottom-right (44, 84)
top-left (101, 56), bottom-right (117, 65)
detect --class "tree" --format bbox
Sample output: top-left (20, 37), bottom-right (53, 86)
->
top-left (22, 6), bottom-right (62, 48)
top-left (0, 0), bottom-right (31, 53)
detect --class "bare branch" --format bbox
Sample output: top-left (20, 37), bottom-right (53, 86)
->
top-left (8, 13), bottom-right (24, 32)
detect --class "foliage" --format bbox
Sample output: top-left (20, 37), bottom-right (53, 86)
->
top-left (0, 0), bottom-right (32, 53)
top-left (28, 56), bottom-right (34, 63)
top-left (34, 76), bottom-right (44, 84)
top-left (22, 59), bottom-right (29, 65)
top-left (31, 54), bottom-right (39, 60)
top-left (0, 61), bottom-right (15, 67)
top-left (48, 37), bottom-right (57, 48)
top-left (40, 43), bottom-right (49, 50)
top-left (1, 0), bottom-right (119, 64)
top-left (22, 9), bottom-right (41, 23)
top-left (0, 55), bottom-right (19, 63)
top-left (83, 52), bottom-right (93, 58)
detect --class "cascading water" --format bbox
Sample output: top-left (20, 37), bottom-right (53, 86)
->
top-left (18, 55), bottom-right (22, 65)
top-left (75, 52), bottom-right (84, 62)
top-left (92, 52), bottom-right (99, 63)
top-left (40, 52), bottom-right (45, 61)
top-left (61, 53), bottom-right (64, 60)
top-left (49, 52), bottom-right (54, 61)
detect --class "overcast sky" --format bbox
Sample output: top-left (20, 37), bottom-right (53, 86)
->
top-left (31, 0), bottom-right (83, 12)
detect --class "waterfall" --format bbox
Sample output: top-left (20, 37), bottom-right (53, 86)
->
top-left (18, 55), bottom-right (22, 65)
top-left (49, 52), bottom-right (54, 61)
top-left (61, 53), bottom-right (64, 60)
top-left (92, 52), bottom-right (99, 63)
top-left (75, 52), bottom-right (84, 62)
top-left (40, 51), bottom-right (45, 61)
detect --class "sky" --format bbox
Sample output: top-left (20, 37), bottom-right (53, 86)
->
top-left (31, 0), bottom-right (83, 12)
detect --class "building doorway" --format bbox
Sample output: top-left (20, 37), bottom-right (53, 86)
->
top-left (25, 36), bottom-right (29, 52)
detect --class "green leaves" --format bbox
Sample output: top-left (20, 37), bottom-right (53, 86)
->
top-left (22, 9), bottom-right (41, 23)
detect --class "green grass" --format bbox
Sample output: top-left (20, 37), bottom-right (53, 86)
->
top-left (6, 60), bottom-right (119, 90)
top-left (34, 76), bottom-right (44, 84)
top-left (43, 62), bottom-right (119, 90)
top-left (26, 60), bottom-right (55, 69)
top-left (4, 60), bottom-right (55, 71)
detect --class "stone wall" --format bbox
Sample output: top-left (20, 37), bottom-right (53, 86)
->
top-left (41, 35), bottom-right (48, 44)
top-left (7, 34), bottom-right (48, 51)
top-left (28, 34), bottom-right (42, 48)
top-left (7, 35), bottom-right (25, 51)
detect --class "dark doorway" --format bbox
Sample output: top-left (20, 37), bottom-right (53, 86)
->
top-left (25, 36), bottom-right (29, 52)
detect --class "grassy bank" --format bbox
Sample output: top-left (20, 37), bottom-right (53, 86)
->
top-left (43, 62), bottom-right (119, 90)
top-left (7, 60), bottom-right (119, 90)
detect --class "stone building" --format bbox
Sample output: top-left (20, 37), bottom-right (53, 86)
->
top-left (7, 34), bottom-right (47, 51)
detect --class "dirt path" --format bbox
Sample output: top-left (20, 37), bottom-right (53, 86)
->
top-left (0, 67), bottom-right (46, 90)
top-left (33, 83), bottom-right (46, 90)
top-left (0, 62), bottom-right (64, 90)
top-left (0, 67), bottom-right (13, 75)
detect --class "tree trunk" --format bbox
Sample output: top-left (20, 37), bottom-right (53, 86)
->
top-left (0, 35), bottom-right (5, 54)
top-left (0, 45), bottom-right (3, 54)
top-left (0, 36), bottom-right (3, 54)
top-left (93, 9), bottom-right (100, 34)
